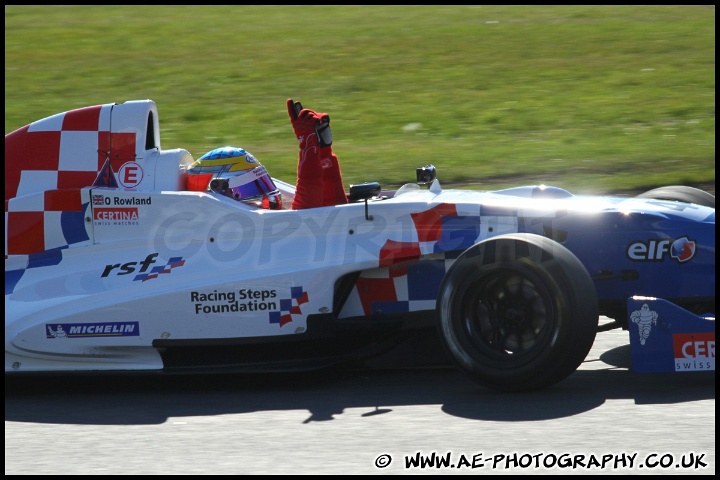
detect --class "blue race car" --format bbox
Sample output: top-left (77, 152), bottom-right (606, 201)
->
top-left (5, 99), bottom-right (715, 391)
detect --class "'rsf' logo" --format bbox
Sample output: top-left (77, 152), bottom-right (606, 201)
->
top-left (101, 253), bottom-right (186, 282)
top-left (627, 236), bottom-right (696, 263)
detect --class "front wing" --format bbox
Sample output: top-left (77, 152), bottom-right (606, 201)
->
top-left (627, 296), bottom-right (715, 373)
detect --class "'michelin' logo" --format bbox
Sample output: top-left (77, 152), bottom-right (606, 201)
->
top-left (47, 322), bottom-right (139, 338)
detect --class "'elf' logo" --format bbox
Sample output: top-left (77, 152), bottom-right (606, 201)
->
top-left (627, 236), bottom-right (696, 263)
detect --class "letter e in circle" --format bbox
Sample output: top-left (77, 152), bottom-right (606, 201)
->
top-left (118, 162), bottom-right (144, 188)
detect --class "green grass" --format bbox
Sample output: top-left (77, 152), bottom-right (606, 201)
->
top-left (5, 5), bottom-right (715, 193)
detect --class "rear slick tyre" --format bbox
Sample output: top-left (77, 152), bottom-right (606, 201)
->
top-left (635, 186), bottom-right (714, 208)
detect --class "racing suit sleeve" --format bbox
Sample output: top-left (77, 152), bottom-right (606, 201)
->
top-left (318, 145), bottom-right (348, 207)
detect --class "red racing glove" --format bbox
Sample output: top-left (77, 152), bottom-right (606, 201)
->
top-left (287, 99), bottom-right (328, 150)
top-left (287, 99), bottom-right (347, 209)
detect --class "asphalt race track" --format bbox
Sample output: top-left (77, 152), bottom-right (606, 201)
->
top-left (5, 325), bottom-right (715, 475)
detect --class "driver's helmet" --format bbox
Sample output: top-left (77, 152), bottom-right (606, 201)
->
top-left (187, 146), bottom-right (282, 209)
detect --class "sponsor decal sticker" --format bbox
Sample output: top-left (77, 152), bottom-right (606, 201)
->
top-left (673, 333), bottom-right (715, 371)
top-left (627, 236), bottom-right (696, 263)
top-left (46, 322), bottom-right (139, 338)
top-left (101, 253), bottom-right (186, 281)
top-left (191, 288), bottom-right (278, 314)
top-left (190, 286), bottom-right (308, 327)
top-left (117, 161), bottom-right (144, 188)
top-left (94, 207), bottom-right (139, 225)
top-left (630, 303), bottom-right (658, 346)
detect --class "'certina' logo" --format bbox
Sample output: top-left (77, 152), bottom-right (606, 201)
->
top-left (101, 253), bottom-right (186, 281)
top-left (46, 322), bottom-right (139, 338)
top-left (673, 333), bottom-right (715, 372)
top-left (94, 207), bottom-right (139, 222)
top-left (626, 236), bottom-right (696, 263)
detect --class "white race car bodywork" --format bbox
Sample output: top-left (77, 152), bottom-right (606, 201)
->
top-left (6, 99), bottom-right (715, 392)
top-left (5, 179), bottom-right (522, 371)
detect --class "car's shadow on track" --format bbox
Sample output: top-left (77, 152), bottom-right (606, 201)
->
top-left (5, 340), bottom-right (714, 426)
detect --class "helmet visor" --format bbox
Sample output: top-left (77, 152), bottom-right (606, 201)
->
top-left (227, 165), bottom-right (277, 200)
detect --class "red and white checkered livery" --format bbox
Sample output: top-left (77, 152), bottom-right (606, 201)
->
top-left (5, 100), bottom-right (194, 256)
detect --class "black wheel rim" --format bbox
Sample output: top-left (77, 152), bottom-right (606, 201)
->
top-left (454, 267), bottom-right (558, 364)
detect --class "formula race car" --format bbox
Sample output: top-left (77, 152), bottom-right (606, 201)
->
top-left (4, 99), bottom-right (715, 392)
